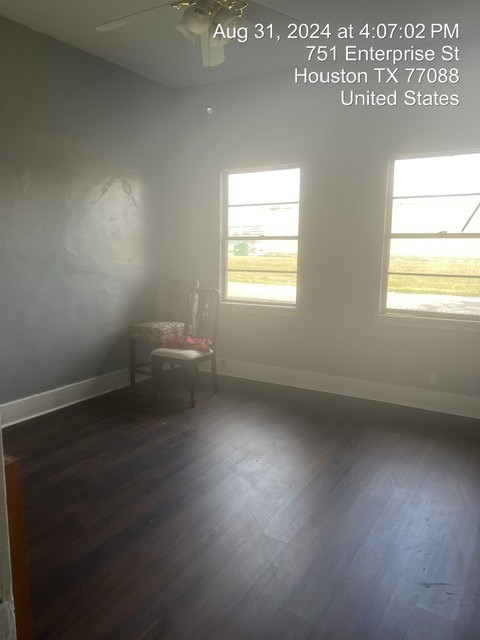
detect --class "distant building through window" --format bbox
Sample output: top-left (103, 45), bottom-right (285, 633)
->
top-left (381, 152), bottom-right (480, 320)
top-left (222, 167), bottom-right (301, 305)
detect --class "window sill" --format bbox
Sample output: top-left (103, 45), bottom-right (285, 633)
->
top-left (220, 301), bottom-right (299, 317)
top-left (375, 313), bottom-right (480, 333)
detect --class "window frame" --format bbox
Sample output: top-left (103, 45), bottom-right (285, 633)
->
top-left (379, 150), bottom-right (480, 324)
top-left (220, 164), bottom-right (302, 309)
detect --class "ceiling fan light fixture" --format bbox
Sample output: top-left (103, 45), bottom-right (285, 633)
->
top-left (96, 0), bottom-right (254, 67)
top-left (175, 20), bottom-right (197, 42)
top-left (181, 4), bottom-right (210, 35)
top-left (214, 7), bottom-right (239, 28)
top-left (210, 35), bottom-right (228, 48)
top-left (201, 30), bottom-right (225, 66)
top-left (210, 7), bottom-right (240, 46)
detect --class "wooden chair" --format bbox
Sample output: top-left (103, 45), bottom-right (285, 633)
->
top-left (151, 288), bottom-right (220, 407)
top-left (128, 279), bottom-right (199, 386)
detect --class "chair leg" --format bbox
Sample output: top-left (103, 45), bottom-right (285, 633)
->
top-left (158, 359), bottom-right (164, 391)
top-left (151, 357), bottom-right (157, 397)
top-left (187, 364), bottom-right (196, 408)
top-left (212, 356), bottom-right (218, 394)
top-left (129, 339), bottom-right (136, 387)
top-left (152, 357), bottom-right (164, 397)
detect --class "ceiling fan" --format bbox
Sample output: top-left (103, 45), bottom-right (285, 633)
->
top-left (95, 0), bottom-right (298, 68)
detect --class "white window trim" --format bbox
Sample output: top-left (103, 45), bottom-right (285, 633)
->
top-left (220, 164), bottom-right (302, 310)
top-left (379, 150), bottom-right (480, 328)
top-left (374, 313), bottom-right (480, 333)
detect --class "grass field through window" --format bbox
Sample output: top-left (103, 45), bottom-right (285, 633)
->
top-left (228, 255), bottom-right (480, 297)
top-left (388, 256), bottom-right (480, 296)
top-left (228, 256), bottom-right (297, 286)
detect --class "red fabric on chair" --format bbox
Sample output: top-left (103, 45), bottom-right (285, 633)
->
top-left (163, 335), bottom-right (212, 353)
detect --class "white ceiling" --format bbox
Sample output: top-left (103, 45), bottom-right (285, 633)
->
top-left (0, 0), bottom-right (478, 88)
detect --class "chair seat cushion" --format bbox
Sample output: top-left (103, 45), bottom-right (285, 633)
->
top-left (129, 321), bottom-right (185, 343)
top-left (151, 347), bottom-right (213, 361)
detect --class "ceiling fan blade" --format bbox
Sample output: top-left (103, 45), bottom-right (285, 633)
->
top-left (201, 31), bottom-right (225, 67)
top-left (244, 1), bottom-right (300, 30)
top-left (95, 2), bottom-right (173, 32)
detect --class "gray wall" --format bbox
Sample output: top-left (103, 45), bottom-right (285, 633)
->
top-left (165, 50), bottom-right (480, 398)
top-left (0, 18), bottom-right (175, 403)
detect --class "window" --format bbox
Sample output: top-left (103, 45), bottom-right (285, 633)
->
top-left (381, 152), bottom-right (480, 321)
top-left (222, 166), bottom-right (301, 306)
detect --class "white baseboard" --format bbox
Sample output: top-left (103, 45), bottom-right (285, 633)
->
top-left (0, 369), bottom-right (130, 428)
top-left (1, 361), bottom-right (478, 429)
top-left (216, 359), bottom-right (480, 420)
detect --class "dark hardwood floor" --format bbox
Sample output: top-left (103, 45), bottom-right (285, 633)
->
top-left (3, 376), bottom-right (480, 640)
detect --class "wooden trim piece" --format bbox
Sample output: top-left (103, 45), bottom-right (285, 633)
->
top-left (4, 455), bottom-right (33, 640)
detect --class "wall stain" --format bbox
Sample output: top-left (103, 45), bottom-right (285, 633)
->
top-left (92, 177), bottom-right (116, 204)
top-left (121, 179), bottom-right (132, 195)
top-left (92, 177), bottom-right (138, 208)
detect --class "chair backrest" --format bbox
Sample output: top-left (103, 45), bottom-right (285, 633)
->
top-left (165, 279), bottom-right (200, 326)
top-left (188, 288), bottom-right (220, 349)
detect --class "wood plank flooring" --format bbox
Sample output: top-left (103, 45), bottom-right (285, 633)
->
top-left (3, 377), bottom-right (480, 640)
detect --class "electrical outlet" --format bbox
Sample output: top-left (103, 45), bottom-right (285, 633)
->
top-left (429, 371), bottom-right (438, 386)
